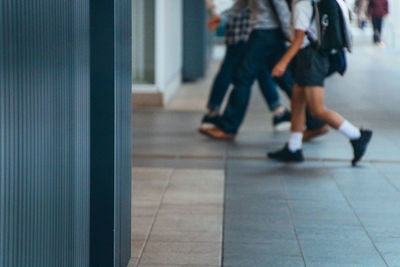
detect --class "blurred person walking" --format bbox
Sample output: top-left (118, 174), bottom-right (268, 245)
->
top-left (200, 1), bottom-right (291, 133)
top-left (354, 0), bottom-right (369, 29)
top-left (368, 0), bottom-right (389, 46)
top-left (268, 0), bottom-right (373, 166)
top-left (200, 0), bottom-right (327, 141)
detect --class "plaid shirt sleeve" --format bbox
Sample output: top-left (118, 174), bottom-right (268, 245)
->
top-left (225, 8), bottom-right (252, 46)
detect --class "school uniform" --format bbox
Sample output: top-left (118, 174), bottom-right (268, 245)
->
top-left (268, 0), bottom-right (373, 166)
top-left (292, 0), bottom-right (330, 87)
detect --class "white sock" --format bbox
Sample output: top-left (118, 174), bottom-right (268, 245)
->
top-left (288, 132), bottom-right (303, 152)
top-left (338, 120), bottom-right (361, 140)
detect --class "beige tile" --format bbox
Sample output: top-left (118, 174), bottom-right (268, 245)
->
top-left (138, 266), bottom-right (213, 267)
top-left (165, 180), bottom-right (223, 195)
top-left (158, 203), bottom-right (223, 215)
top-left (132, 168), bottom-right (172, 201)
top-left (170, 169), bottom-right (224, 186)
top-left (162, 169), bottom-right (224, 206)
top-left (132, 167), bottom-right (173, 177)
top-left (133, 176), bottom-right (168, 187)
top-left (162, 190), bottom-right (223, 206)
top-left (140, 241), bottom-right (221, 266)
top-left (132, 168), bottom-right (224, 267)
top-left (131, 240), bottom-right (145, 259)
top-left (148, 230), bottom-right (222, 243)
top-left (132, 200), bottom-right (161, 217)
top-left (171, 169), bottom-right (223, 178)
top-left (132, 216), bottom-right (154, 241)
top-left (127, 257), bottom-right (138, 267)
top-left (133, 191), bottom-right (165, 203)
top-left (133, 178), bottom-right (169, 201)
top-left (151, 213), bottom-right (222, 233)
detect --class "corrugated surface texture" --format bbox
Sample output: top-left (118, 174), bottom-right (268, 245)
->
top-left (0, 1), bottom-right (90, 266)
top-left (114, 0), bottom-right (133, 266)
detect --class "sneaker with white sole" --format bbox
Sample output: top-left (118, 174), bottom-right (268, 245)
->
top-left (199, 114), bottom-right (219, 130)
top-left (273, 109), bottom-right (291, 131)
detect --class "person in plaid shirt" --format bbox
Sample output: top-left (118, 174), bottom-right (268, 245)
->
top-left (224, 8), bottom-right (251, 45)
top-left (200, 2), bottom-right (292, 133)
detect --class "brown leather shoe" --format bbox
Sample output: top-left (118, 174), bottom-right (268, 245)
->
top-left (198, 127), bottom-right (235, 141)
top-left (303, 125), bottom-right (329, 142)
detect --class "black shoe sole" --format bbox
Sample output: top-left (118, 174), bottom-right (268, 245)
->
top-left (351, 130), bottom-right (373, 167)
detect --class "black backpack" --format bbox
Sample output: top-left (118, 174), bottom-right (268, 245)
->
top-left (311, 0), bottom-right (352, 55)
top-left (269, 0), bottom-right (352, 54)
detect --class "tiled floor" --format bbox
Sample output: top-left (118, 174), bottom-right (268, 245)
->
top-left (132, 38), bottom-right (400, 266)
top-left (129, 168), bottom-right (224, 267)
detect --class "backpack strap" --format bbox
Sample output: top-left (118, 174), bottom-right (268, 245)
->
top-left (306, 2), bottom-right (318, 48)
top-left (267, 0), bottom-right (291, 39)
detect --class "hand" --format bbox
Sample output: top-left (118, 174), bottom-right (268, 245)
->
top-left (271, 60), bottom-right (288, 77)
top-left (207, 15), bottom-right (221, 31)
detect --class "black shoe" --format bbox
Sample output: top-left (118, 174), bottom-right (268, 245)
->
top-left (200, 113), bottom-right (219, 129)
top-left (273, 108), bottom-right (291, 131)
top-left (267, 144), bottom-right (304, 162)
top-left (350, 129), bottom-right (373, 167)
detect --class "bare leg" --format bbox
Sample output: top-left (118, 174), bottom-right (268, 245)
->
top-left (269, 86), bottom-right (372, 166)
top-left (267, 84), bottom-right (306, 161)
top-left (290, 84), bottom-right (307, 132)
top-left (304, 86), bottom-right (344, 129)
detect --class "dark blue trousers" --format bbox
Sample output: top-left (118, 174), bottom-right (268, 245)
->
top-left (207, 42), bottom-right (282, 112)
top-left (218, 29), bottom-right (324, 134)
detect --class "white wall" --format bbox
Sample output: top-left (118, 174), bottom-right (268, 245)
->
top-left (386, 0), bottom-right (400, 47)
top-left (155, 0), bottom-right (183, 104)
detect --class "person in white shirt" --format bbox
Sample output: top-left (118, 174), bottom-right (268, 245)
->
top-left (268, 0), bottom-right (373, 167)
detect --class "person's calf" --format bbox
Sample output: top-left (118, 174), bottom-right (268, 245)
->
top-left (303, 125), bottom-right (329, 142)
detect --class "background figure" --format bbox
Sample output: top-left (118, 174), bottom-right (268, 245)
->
top-left (201, 3), bottom-right (291, 133)
top-left (201, 0), bottom-right (327, 141)
top-left (368, 0), bottom-right (389, 46)
top-left (355, 0), bottom-right (369, 29)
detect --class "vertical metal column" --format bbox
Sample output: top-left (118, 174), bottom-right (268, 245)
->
top-left (90, 0), bottom-right (132, 266)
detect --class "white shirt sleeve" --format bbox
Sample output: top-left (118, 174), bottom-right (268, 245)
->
top-left (293, 1), bottom-right (313, 32)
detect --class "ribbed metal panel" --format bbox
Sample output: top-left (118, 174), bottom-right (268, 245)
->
top-left (0, 1), bottom-right (90, 266)
top-left (115, 0), bottom-right (133, 265)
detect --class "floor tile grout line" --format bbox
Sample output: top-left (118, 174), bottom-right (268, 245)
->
top-left (133, 153), bottom-right (400, 164)
top-left (135, 169), bottom-right (175, 267)
top-left (330, 173), bottom-right (390, 267)
top-left (221, 145), bottom-right (229, 267)
top-left (137, 240), bottom-right (225, 244)
top-left (279, 177), bottom-right (307, 267)
top-left (375, 165), bottom-right (400, 194)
